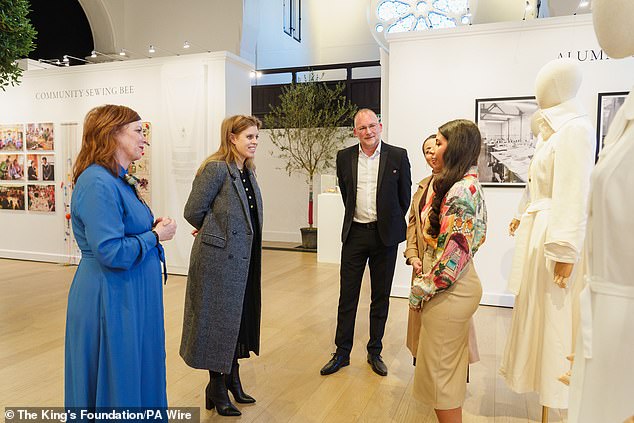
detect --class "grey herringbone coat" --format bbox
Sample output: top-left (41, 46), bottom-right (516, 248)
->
top-left (180, 160), bottom-right (263, 373)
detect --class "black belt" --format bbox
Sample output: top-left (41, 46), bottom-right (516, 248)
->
top-left (352, 221), bottom-right (378, 230)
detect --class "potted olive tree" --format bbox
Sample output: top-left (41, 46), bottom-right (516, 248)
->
top-left (264, 73), bottom-right (357, 249)
top-left (0, 0), bottom-right (37, 91)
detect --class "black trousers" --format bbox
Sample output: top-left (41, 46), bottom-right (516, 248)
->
top-left (334, 223), bottom-right (398, 357)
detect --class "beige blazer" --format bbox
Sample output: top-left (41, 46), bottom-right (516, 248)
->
top-left (405, 176), bottom-right (433, 357)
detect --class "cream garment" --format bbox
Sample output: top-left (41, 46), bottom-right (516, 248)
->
top-left (569, 90), bottom-right (634, 423)
top-left (500, 99), bottom-right (595, 408)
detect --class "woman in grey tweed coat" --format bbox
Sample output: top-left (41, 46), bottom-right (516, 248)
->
top-left (181, 115), bottom-right (263, 417)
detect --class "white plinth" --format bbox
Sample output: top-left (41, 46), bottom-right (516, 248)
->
top-left (317, 193), bottom-right (344, 263)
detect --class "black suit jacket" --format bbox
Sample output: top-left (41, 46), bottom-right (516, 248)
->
top-left (336, 142), bottom-right (411, 247)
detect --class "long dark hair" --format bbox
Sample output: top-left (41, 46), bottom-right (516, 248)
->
top-left (427, 119), bottom-right (481, 238)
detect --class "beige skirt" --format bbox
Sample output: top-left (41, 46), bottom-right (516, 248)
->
top-left (407, 248), bottom-right (480, 363)
top-left (413, 260), bottom-right (482, 410)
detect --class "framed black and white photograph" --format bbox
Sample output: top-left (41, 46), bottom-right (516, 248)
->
top-left (475, 96), bottom-right (539, 187)
top-left (597, 91), bottom-right (629, 158)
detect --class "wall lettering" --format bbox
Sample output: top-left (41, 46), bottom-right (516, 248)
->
top-left (34, 85), bottom-right (136, 100)
top-left (557, 49), bottom-right (610, 61)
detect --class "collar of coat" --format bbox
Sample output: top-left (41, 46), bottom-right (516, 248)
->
top-left (226, 161), bottom-right (252, 179)
top-left (621, 87), bottom-right (634, 121)
top-left (541, 98), bottom-right (588, 132)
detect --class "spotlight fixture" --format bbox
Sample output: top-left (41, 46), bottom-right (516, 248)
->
top-left (88, 50), bottom-right (126, 62)
top-left (38, 58), bottom-right (65, 67)
top-left (61, 54), bottom-right (91, 65)
top-left (181, 40), bottom-right (211, 52)
top-left (578, 0), bottom-right (589, 7)
top-left (115, 48), bottom-right (150, 59)
top-left (147, 43), bottom-right (179, 56)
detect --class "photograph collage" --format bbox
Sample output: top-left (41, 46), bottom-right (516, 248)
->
top-left (0, 122), bottom-right (56, 213)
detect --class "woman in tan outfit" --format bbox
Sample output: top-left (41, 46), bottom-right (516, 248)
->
top-left (405, 135), bottom-right (480, 367)
top-left (408, 120), bottom-right (487, 423)
top-left (404, 134), bottom-right (439, 362)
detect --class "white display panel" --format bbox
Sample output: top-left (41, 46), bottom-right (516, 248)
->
top-left (0, 52), bottom-right (253, 274)
top-left (385, 14), bottom-right (634, 305)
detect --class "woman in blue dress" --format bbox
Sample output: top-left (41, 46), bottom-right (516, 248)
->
top-left (65, 105), bottom-right (177, 409)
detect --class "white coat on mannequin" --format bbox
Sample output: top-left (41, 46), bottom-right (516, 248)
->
top-left (499, 59), bottom-right (595, 408)
top-left (568, 1), bottom-right (634, 421)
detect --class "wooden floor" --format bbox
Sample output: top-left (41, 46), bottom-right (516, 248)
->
top-left (0, 252), bottom-right (568, 422)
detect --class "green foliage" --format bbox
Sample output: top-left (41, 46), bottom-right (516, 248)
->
top-left (0, 0), bottom-right (37, 91)
top-left (264, 73), bottom-right (358, 181)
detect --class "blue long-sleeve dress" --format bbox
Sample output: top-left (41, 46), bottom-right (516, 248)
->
top-left (65, 164), bottom-right (167, 408)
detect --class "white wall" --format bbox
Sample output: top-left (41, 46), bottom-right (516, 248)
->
top-left (79, 0), bottom-right (244, 59)
top-left (255, 0), bottom-right (316, 69)
top-left (0, 52), bottom-right (253, 275)
top-left (385, 14), bottom-right (634, 304)
top-left (310, 0), bottom-right (380, 65)
top-left (257, 130), bottom-right (315, 243)
top-left (256, 0), bottom-right (380, 69)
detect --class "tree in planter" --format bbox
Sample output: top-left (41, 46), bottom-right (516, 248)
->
top-left (264, 74), bottom-right (357, 246)
top-left (0, 0), bottom-right (37, 91)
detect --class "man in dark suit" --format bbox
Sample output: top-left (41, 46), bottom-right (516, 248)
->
top-left (320, 108), bottom-right (411, 377)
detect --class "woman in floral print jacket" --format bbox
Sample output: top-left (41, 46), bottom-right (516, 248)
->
top-left (409, 119), bottom-right (487, 423)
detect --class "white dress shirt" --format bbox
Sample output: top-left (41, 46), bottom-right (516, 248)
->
top-left (353, 141), bottom-right (381, 223)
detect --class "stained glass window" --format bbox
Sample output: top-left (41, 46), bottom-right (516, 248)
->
top-left (433, 0), bottom-right (468, 13)
top-left (416, 1), bottom-right (428, 13)
top-left (371, 0), bottom-right (470, 50)
top-left (377, 1), bottom-right (411, 21)
top-left (387, 14), bottom-right (417, 33)
top-left (428, 12), bottom-right (456, 28)
top-left (375, 0), bottom-right (468, 32)
top-left (415, 16), bottom-right (429, 30)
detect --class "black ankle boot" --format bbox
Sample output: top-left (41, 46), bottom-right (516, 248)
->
top-left (205, 371), bottom-right (241, 416)
top-left (225, 361), bottom-right (256, 404)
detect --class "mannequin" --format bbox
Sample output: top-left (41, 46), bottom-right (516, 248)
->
top-left (500, 59), bottom-right (595, 412)
top-left (568, 1), bottom-right (634, 422)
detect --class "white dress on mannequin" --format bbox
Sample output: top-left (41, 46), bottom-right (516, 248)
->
top-left (500, 98), bottom-right (595, 408)
top-left (569, 89), bottom-right (634, 423)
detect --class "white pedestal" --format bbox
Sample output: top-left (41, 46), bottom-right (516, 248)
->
top-left (317, 193), bottom-right (344, 263)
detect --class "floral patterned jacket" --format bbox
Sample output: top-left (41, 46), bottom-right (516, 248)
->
top-left (410, 166), bottom-right (487, 306)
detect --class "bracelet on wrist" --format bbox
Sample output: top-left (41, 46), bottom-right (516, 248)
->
top-left (151, 230), bottom-right (160, 246)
